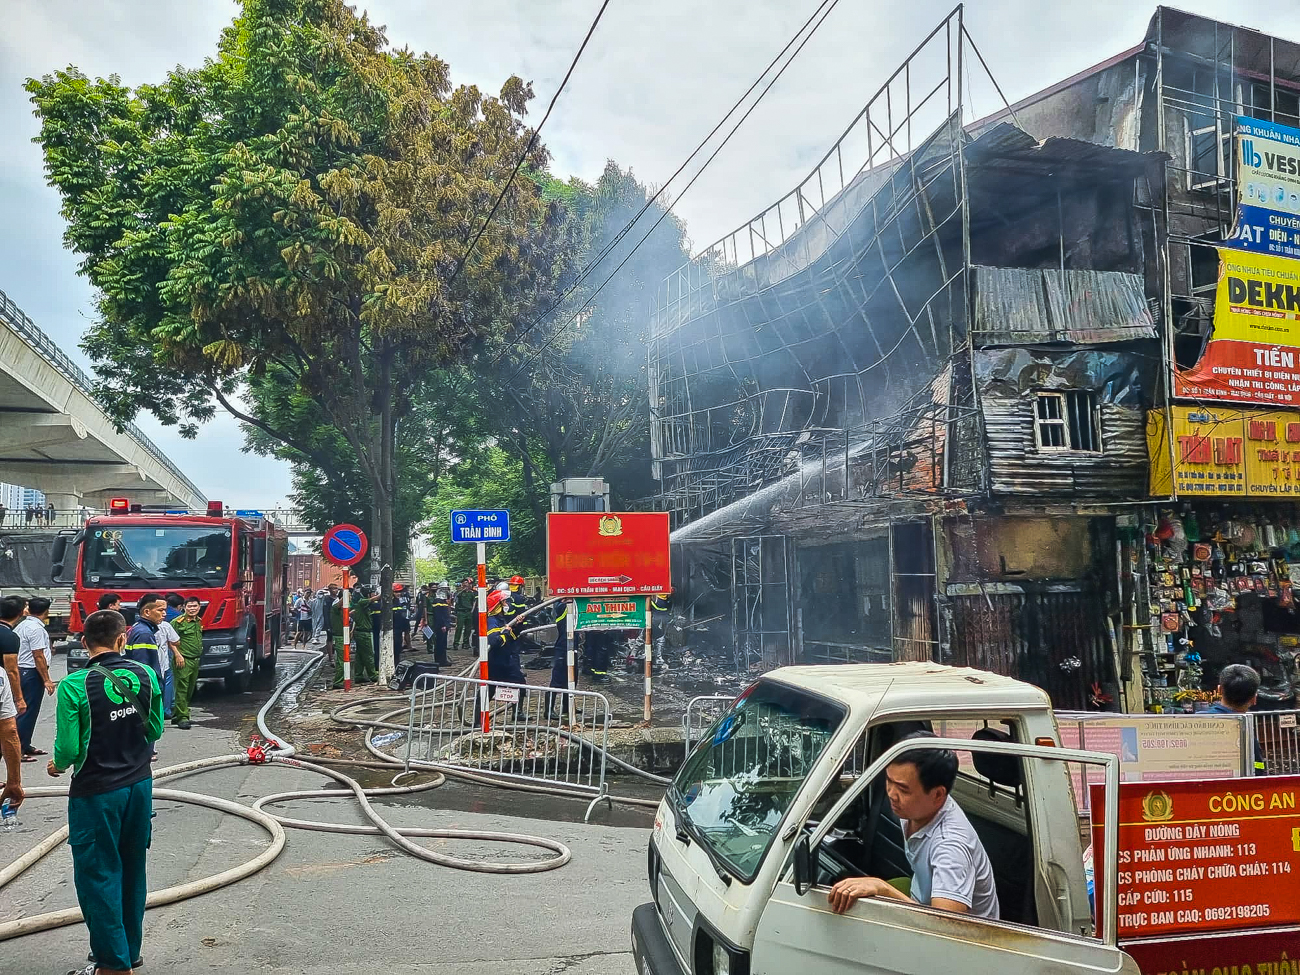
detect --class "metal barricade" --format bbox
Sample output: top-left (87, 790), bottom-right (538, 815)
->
top-left (1246, 709), bottom-right (1300, 776)
top-left (682, 694), bottom-right (734, 751)
top-left (405, 672), bottom-right (613, 821)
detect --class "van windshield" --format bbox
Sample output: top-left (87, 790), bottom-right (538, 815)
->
top-left (670, 680), bottom-right (844, 882)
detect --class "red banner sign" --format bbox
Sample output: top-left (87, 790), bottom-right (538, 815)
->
top-left (1090, 776), bottom-right (1300, 940)
top-left (1123, 926), bottom-right (1300, 975)
top-left (546, 512), bottom-right (670, 597)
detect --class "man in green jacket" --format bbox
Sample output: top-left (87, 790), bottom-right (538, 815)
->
top-left (454, 579), bottom-right (477, 651)
top-left (170, 596), bottom-right (204, 730)
top-left (48, 608), bottom-right (164, 975)
top-left (331, 589), bottom-right (375, 687)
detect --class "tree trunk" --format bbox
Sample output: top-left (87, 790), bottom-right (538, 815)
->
top-left (373, 342), bottom-right (396, 684)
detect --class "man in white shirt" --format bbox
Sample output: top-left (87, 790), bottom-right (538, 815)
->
top-left (14, 596), bottom-right (55, 760)
top-left (828, 733), bottom-right (1000, 920)
top-left (157, 607), bottom-right (183, 721)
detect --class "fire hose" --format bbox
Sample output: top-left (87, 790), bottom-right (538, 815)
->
top-left (0, 648), bottom-right (572, 944)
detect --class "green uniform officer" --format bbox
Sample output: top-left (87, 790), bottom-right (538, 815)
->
top-left (170, 597), bottom-right (204, 729)
top-left (332, 591), bottom-right (376, 686)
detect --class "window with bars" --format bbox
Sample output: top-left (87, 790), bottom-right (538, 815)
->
top-left (1035, 391), bottom-right (1101, 453)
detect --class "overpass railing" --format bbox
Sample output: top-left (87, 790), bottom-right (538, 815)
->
top-left (0, 507), bottom-right (315, 533)
top-left (0, 288), bottom-right (205, 505)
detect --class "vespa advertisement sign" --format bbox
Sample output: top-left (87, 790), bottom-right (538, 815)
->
top-left (1229, 116), bottom-right (1300, 257)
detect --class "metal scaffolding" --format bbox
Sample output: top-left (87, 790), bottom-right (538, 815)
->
top-left (648, 8), bottom-right (981, 530)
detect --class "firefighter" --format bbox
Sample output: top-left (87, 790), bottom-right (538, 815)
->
top-left (650, 591), bottom-right (671, 645)
top-left (584, 629), bottom-right (612, 683)
top-left (507, 575), bottom-right (531, 608)
top-left (547, 600), bottom-right (570, 717)
top-left (430, 588), bottom-right (452, 666)
top-left (484, 590), bottom-right (527, 718)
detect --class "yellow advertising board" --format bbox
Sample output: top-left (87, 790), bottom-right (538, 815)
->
top-left (1148, 404), bottom-right (1300, 496)
top-left (1176, 248), bottom-right (1300, 406)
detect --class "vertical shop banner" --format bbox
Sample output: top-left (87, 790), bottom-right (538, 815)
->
top-left (1174, 248), bottom-right (1300, 406)
top-left (1228, 116), bottom-right (1300, 257)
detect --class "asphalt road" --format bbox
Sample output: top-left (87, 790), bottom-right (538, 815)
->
top-left (2, 647), bottom-right (652, 974)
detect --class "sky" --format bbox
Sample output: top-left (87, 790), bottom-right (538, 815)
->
top-left (4, 0), bottom-right (1300, 508)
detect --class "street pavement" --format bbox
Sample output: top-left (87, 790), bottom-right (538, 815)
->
top-left (2, 647), bottom-right (651, 973)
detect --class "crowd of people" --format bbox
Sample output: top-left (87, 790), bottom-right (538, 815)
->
top-left (0, 500), bottom-right (59, 527)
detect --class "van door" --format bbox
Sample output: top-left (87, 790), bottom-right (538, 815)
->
top-left (751, 736), bottom-right (1136, 975)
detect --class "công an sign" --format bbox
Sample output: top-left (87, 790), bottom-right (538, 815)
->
top-left (1090, 775), bottom-right (1300, 939)
top-left (575, 596), bottom-right (647, 631)
top-left (1148, 404), bottom-right (1300, 496)
top-left (546, 512), bottom-right (670, 596)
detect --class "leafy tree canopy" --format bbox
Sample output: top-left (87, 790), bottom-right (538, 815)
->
top-left (26, 0), bottom-right (569, 606)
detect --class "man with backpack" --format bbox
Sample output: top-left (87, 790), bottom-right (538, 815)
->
top-left (48, 608), bottom-right (164, 975)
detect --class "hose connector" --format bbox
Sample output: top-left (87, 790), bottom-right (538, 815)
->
top-left (246, 735), bottom-right (269, 764)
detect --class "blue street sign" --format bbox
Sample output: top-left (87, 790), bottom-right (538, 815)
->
top-left (234, 509), bottom-right (264, 518)
top-left (450, 509), bottom-right (511, 544)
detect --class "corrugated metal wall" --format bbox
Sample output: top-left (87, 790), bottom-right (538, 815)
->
top-left (946, 584), bottom-right (1108, 711)
top-left (981, 401), bottom-right (1148, 496)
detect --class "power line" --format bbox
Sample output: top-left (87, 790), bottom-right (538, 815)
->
top-left (504, 0), bottom-right (845, 385)
top-left (447, 0), bottom-right (613, 289)
top-left (497, 0), bottom-right (839, 357)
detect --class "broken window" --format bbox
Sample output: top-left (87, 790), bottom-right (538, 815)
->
top-left (1034, 391), bottom-right (1100, 453)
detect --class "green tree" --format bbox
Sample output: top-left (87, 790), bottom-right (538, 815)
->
top-left (27, 0), bottom-right (568, 677)
top-left (425, 442), bottom-right (551, 581)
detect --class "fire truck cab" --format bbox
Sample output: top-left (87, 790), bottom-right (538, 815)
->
top-left (53, 499), bottom-right (288, 693)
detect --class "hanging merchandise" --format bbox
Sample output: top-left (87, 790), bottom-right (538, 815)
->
top-left (1140, 502), bottom-right (1300, 713)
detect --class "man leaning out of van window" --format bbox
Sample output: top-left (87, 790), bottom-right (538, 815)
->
top-left (827, 733), bottom-right (1000, 920)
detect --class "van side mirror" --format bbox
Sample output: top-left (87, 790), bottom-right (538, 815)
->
top-left (793, 834), bottom-right (812, 896)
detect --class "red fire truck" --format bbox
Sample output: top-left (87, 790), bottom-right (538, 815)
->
top-left (53, 499), bottom-right (288, 692)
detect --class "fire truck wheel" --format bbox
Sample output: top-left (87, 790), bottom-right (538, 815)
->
top-left (226, 639), bottom-right (255, 693)
top-left (257, 635), bottom-right (279, 674)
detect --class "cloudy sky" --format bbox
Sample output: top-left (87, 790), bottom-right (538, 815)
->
top-left (4, 0), bottom-right (1300, 507)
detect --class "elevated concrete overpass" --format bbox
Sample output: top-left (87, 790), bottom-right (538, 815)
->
top-left (0, 288), bottom-right (205, 510)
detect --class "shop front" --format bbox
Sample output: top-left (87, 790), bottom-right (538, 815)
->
top-left (1143, 405), bottom-right (1300, 711)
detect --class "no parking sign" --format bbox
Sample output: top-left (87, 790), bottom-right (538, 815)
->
top-left (322, 524), bottom-right (368, 567)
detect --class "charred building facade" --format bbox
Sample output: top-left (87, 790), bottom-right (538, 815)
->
top-left (650, 8), bottom-right (1300, 712)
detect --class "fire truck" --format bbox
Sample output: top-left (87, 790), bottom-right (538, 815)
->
top-left (53, 499), bottom-right (288, 692)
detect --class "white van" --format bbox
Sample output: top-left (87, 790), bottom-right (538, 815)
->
top-left (631, 662), bottom-right (1139, 975)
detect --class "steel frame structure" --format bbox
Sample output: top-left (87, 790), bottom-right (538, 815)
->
top-left (648, 7), bottom-right (987, 531)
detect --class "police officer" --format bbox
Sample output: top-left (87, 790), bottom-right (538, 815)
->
top-left (331, 587), bottom-right (376, 687)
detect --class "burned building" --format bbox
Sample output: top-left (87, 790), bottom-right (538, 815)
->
top-left (650, 8), bottom-right (1300, 712)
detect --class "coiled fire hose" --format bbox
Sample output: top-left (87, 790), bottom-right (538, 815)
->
top-left (0, 648), bottom-right (573, 944)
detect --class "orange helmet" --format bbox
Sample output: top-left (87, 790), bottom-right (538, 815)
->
top-left (487, 590), bottom-right (511, 615)
top-left (509, 575), bottom-right (526, 590)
